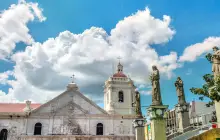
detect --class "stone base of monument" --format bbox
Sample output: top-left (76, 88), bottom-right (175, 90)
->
top-left (175, 103), bottom-right (190, 133)
top-left (147, 105), bottom-right (168, 140)
top-left (215, 101), bottom-right (220, 126)
top-left (133, 118), bottom-right (145, 140)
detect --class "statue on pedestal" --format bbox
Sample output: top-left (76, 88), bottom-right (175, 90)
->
top-left (147, 66), bottom-right (168, 140)
top-left (175, 77), bottom-right (186, 105)
top-left (150, 65), bottom-right (162, 106)
top-left (132, 91), bottom-right (142, 118)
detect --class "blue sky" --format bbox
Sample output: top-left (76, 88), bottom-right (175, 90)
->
top-left (0, 0), bottom-right (220, 113)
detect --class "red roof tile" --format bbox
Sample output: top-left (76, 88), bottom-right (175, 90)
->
top-left (113, 72), bottom-right (127, 78)
top-left (0, 103), bottom-right (41, 113)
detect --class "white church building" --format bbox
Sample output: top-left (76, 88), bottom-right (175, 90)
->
top-left (0, 62), bottom-right (137, 140)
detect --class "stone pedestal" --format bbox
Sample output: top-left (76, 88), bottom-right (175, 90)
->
top-left (175, 103), bottom-right (190, 133)
top-left (133, 118), bottom-right (145, 140)
top-left (147, 105), bottom-right (168, 140)
top-left (215, 101), bottom-right (220, 124)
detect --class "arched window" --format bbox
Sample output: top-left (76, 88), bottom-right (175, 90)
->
top-left (118, 91), bottom-right (124, 102)
top-left (34, 123), bottom-right (42, 135)
top-left (0, 129), bottom-right (8, 140)
top-left (96, 123), bottom-right (103, 135)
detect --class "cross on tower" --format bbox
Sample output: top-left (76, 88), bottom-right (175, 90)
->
top-left (117, 56), bottom-right (122, 63)
top-left (70, 74), bottom-right (75, 83)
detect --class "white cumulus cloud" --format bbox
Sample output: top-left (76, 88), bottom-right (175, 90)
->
top-left (0, 70), bottom-right (13, 85)
top-left (0, 7), bottom-right (178, 103)
top-left (179, 37), bottom-right (220, 62)
top-left (0, 0), bottom-right (46, 59)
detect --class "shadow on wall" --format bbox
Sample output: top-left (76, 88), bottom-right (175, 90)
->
top-left (188, 128), bottom-right (220, 140)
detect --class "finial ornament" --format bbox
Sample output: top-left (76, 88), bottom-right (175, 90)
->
top-left (117, 56), bottom-right (122, 63)
top-left (67, 74), bottom-right (79, 91)
top-left (71, 74), bottom-right (75, 83)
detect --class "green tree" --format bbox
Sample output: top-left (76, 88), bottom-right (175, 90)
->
top-left (190, 53), bottom-right (220, 107)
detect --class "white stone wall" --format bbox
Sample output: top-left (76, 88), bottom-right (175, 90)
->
top-left (26, 117), bottom-right (50, 135)
top-left (0, 116), bottom-right (135, 137)
top-left (189, 101), bottom-right (215, 117)
top-left (188, 101), bottom-right (215, 125)
top-left (0, 118), bottom-right (26, 140)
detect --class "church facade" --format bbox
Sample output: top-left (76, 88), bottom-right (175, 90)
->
top-left (0, 62), bottom-right (137, 140)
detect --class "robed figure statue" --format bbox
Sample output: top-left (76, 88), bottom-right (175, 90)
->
top-left (150, 66), bottom-right (162, 106)
top-left (175, 77), bottom-right (186, 105)
top-left (212, 46), bottom-right (220, 78)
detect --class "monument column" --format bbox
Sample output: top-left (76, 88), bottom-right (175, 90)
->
top-left (132, 91), bottom-right (145, 140)
top-left (211, 46), bottom-right (220, 124)
top-left (174, 77), bottom-right (190, 133)
top-left (147, 66), bottom-right (168, 140)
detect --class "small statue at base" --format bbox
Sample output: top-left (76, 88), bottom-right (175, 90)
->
top-left (132, 91), bottom-right (142, 118)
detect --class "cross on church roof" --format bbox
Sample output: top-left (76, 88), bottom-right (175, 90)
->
top-left (117, 56), bottom-right (122, 63)
top-left (70, 74), bottom-right (75, 83)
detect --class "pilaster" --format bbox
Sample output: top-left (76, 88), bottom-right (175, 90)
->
top-left (48, 116), bottom-right (54, 134)
top-left (215, 101), bottom-right (220, 124)
top-left (147, 105), bottom-right (168, 140)
top-left (21, 117), bottom-right (28, 135)
top-left (175, 103), bottom-right (190, 132)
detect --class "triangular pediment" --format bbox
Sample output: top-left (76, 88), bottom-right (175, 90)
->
top-left (31, 89), bottom-right (107, 116)
top-left (52, 101), bottom-right (89, 116)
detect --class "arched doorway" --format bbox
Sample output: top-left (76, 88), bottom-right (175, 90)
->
top-left (0, 129), bottom-right (8, 140)
top-left (96, 123), bottom-right (103, 135)
top-left (34, 123), bottom-right (42, 135)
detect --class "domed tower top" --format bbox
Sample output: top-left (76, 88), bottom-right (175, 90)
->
top-left (113, 57), bottom-right (127, 78)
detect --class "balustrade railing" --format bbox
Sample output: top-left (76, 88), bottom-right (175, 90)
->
top-left (168, 122), bottom-right (220, 140)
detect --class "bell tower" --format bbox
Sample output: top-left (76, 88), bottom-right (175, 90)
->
top-left (104, 60), bottom-right (136, 115)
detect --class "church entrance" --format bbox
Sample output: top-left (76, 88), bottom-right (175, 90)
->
top-left (0, 129), bottom-right (8, 140)
top-left (34, 123), bottom-right (42, 135)
top-left (96, 123), bottom-right (103, 135)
